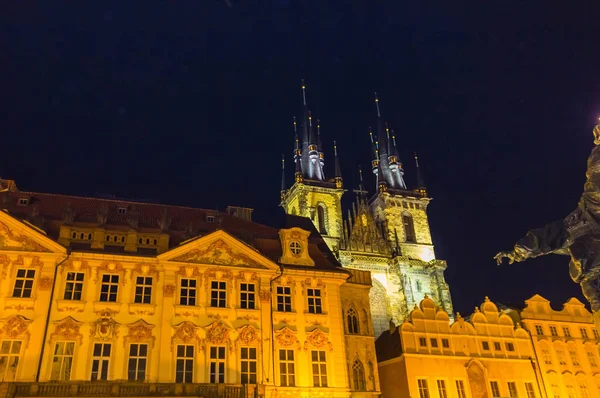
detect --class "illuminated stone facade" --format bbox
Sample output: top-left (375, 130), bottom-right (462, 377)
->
top-left (0, 180), bottom-right (380, 398)
top-left (376, 296), bottom-right (543, 398)
top-left (281, 86), bottom-right (453, 338)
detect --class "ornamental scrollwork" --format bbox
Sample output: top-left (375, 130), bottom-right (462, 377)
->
top-left (0, 222), bottom-right (49, 252)
top-left (163, 284), bottom-right (176, 297)
top-left (237, 324), bottom-right (259, 345)
top-left (172, 321), bottom-right (202, 346)
top-left (51, 317), bottom-right (83, 344)
top-left (205, 321), bottom-right (230, 345)
top-left (274, 326), bottom-right (300, 349)
top-left (38, 277), bottom-right (53, 291)
top-left (304, 328), bottom-right (333, 351)
top-left (0, 315), bottom-right (32, 339)
top-left (259, 290), bottom-right (271, 302)
top-left (124, 319), bottom-right (156, 348)
top-left (90, 315), bottom-right (119, 341)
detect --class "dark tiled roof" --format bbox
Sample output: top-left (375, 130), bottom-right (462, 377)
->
top-left (375, 327), bottom-right (402, 362)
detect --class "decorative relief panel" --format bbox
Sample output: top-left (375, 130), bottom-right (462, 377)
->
top-left (124, 319), bottom-right (155, 348)
top-left (259, 290), bottom-right (271, 302)
top-left (204, 268), bottom-right (234, 292)
top-left (135, 262), bottom-right (159, 279)
top-left (205, 321), bottom-right (231, 346)
top-left (163, 284), bottom-right (176, 297)
top-left (300, 278), bottom-right (326, 296)
top-left (304, 328), bottom-right (333, 351)
top-left (90, 315), bottom-right (119, 341)
top-left (38, 277), bottom-right (53, 291)
top-left (174, 239), bottom-right (264, 268)
top-left (0, 315), bottom-right (32, 339)
top-left (51, 317), bottom-right (83, 344)
top-left (0, 254), bottom-right (10, 278)
top-left (95, 262), bottom-right (125, 284)
top-left (274, 326), bottom-right (301, 350)
top-left (177, 265), bottom-right (202, 281)
top-left (0, 222), bottom-right (49, 252)
top-left (172, 321), bottom-right (202, 348)
top-left (62, 259), bottom-right (90, 273)
top-left (236, 324), bottom-right (259, 345)
top-left (235, 271), bottom-right (259, 283)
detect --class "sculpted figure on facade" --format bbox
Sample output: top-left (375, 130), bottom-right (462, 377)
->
top-left (0, 315), bottom-right (32, 339)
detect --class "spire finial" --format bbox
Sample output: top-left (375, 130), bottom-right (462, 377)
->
top-left (280, 154), bottom-right (286, 197)
top-left (334, 140), bottom-right (343, 188)
top-left (293, 116), bottom-right (299, 151)
top-left (374, 92), bottom-right (381, 118)
top-left (414, 152), bottom-right (426, 195)
top-left (301, 79), bottom-right (307, 106)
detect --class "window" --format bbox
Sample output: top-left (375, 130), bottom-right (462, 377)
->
top-left (542, 348), bottom-right (552, 364)
top-left (524, 382), bottom-right (536, 398)
top-left (556, 349), bottom-right (566, 365)
top-left (64, 272), bottom-right (84, 300)
top-left (493, 342), bottom-right (501, 351)
top-left (482, 341), bottom-right (490, 351)
top-left (317, 205), bottom-right (327, 235)
top-left (127, 344), bottom-right (147, 381)
top-left (581, 328), bottom-right (589, 339)
top-left (430, 339), bottom-right (438, 348)
top-left (588, 351), bottom-right (597, 367)
top-left (507, 381), bottom-right (517, 397)
top-left (580, 384), bottom-right (589, 398)
top-left (352, 360), bottom-right (366, 391)
top-left (490, 381), bottom-right (500, 397)
top-left (549, 325), bottom-right (558, 336)
top-left (311, 350), bottom-right (327, 387)
top-left (206, 215), bottom-right (215, 223)
top-left (50, 342), bottom-right (75, 381)
top-left (347, 308), bottom-right (359, 334)
top-left (180, 278), bottom-right (197, 306)
top-left (437, 380), bottom-right (448, 398)
top-left (13, 269), bottom-right (35, 298)
top-left (456, 380), bottom-right (467, 398)
top-left (117, 207), bottom-right (127, 215)
top-left (419, 337), bottom-right (427, 347)
top-left (442, 339), bottom-right (450, 349)
top-left (417, 379), bottom-right (430, 398)
top-left (240, 283), bottom-right (255, 309)
top-left (99, 274), bottom-right (119, 302)
top-left (240, 347), bottom-right (257, 384)
top-left (134, 276), bottom-right (152, 304)
top-left (209, 346), bottom-right (226, 383)
top-left (403, 214), bottom-right (416, 242)
top-left (176, 345), bottom-right (194, 383)
top-left (594, 329), bottom-right (600, 339)
top-left (307, 288), bottom-right (322, 314)
top-left (506, 342), bottom-right (515, 352)
top-left (563, 327), bottom-right (571, 337)
top-left (570, 350), bottom-right (580, 366)
top-left (279, 349), bottom-right (295, 387)
top-left (535, 325), bottom-right (543, 335)
top-left (0, 341), bottom-right (21, 381)
top-left (276, 286), bottom-right (292, 312)
top-left (289, 241), bottom-right (301, 255)
top-left (18, 198), bottom-right (28, 206)
top-left (91, 343), bottom-right (111, 381)
top-left (210, 281), bottom-right (227, 307)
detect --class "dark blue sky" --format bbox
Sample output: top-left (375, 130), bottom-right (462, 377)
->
top-left (2, 1), bottom-right (600, 314)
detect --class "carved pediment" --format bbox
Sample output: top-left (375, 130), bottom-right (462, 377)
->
top-left (125, 319), bottom-right (156, 347)
top-left (0, 221), bottom-right (49, 252)
top-left (274, 326), bottom-right (301, 349)
top-left (0, 211), bottom-right (65, 254)
top-left (0, 315), bottom-right (32, 338)
top-left (304, 328), bottom-right (333, 351)
top-left (205, 321), bottom-right (230, 345)
top-left (236, 324), bottom-right (259, 345)
top-left (173, 239), bottom-right (265, 268)
top-left (51, 317), bottom-right (83, 343)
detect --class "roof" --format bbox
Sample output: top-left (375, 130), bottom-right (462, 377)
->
top-left (375, 326), bottom-right (402, 362)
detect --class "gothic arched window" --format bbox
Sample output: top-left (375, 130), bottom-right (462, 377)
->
top-left (403, 213), bottom-right (416, 243)
top-left (352, 360), bottom-right (366, 391)
top-left (347, 308), bottom-right (359, 334)
top-left (317, 205), bottom-right (327, 235)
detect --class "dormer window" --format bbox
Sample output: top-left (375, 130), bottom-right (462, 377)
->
top-left (117, 207), bottom-right (127, 215)
top-left (206, 215), bottom-right (215, 223)
top-left (289, 241), bottom-right (302, 255)
top-left (18, 198), bottom-right (29, 206)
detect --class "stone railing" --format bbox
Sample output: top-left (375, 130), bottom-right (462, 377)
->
top-left (5, 382), bottom-right (250, 398)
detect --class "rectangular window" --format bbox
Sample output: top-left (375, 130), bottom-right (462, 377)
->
top-left (99, 274), bottom-right (119, 302)
top-left (311, 350), bottom-right (327, 387)
top-left (525, 382), bottom-right (536, 398)
top-left (456, 380), bottom-right (467, 398)
top-left (176, 345), bottom-right (194, 383)
top-left (430, 339), bottom-right (438, 348)
top-left (588, 351), bottom-right (597, 367)
top-left (276, 286), bottom-right (292, 312)
top-left (506, 342), bottom-right (515, 352)
top-left (542, 348), bottom-right (552, 364)
top-left (51, 342), bottom-right (75, 381)
top-left (570, 350), bottom-right (580, 366)
top-left (581, 328), bottom-right (589, 339)
top-left (442, 338), bottom-right (450, 348)
top-left (557, 350), bottom-right (566, 365)
top-left (307, 288), bottom-right (323, 314)
top-left (594, 329), bottom-right (600, 339)
top-left (437, 380), bottom-right (448, 398)
top-left (493, 342), bottom-right (501, 351)
top-left (490, 381), bottom-right (500, 397)
top-left (211, 281), bottom-right (227, 308)
top-left (240, 283), bottom-right (255, 309)
top-left (134, 276), bottom-right (152, 304)
top-left (507, 381), bottom-right (517, 397)
top-left (535, 324), bottom-right (543, 335)
top-left (128, 344), bottom-right (147, 381)
top-left (482, 341), bottom-right (490, 351)
top-left (417, 379), bottom-right (430, 398)
top-left (240, 347), bottom-right (257, 384)
top-left (64, 272), bottom-right (84, 300)
top-left (0, 341), bottom-right (21, 381)
top-left (13, 269), bottom-right (35, 298)
top-left (91, 343), bottom-right (111, 381)
top-left (419, 337), bottom-right (427, 347)
top-left (549, 326), bottom-right (558, 336)
top-left (279, 349), bottom-right (295, 387)
top-left (563, 326), bottom-right (571, 337)
top-left (179, 278), bottom-right (197, 306)
top-left (209, 346), bottom-right (226, 383)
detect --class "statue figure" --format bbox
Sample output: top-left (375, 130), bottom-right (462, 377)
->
top-left (495, 123), bottom-right (600, 327)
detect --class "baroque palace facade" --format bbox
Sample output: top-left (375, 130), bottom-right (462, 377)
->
top-left (280, 84), bottom-right (453, 338)
top-left (0, 178), bottom-right (380, 398)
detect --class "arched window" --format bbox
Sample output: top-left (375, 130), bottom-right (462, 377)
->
top-left (317, 205), bottom-right (327, 235)
top-left (352, 360), bottom-right (366, 391)
top-left (347, 308), bottom-right (359, 334)
top-left (403, 213), bottom-right (416, 243)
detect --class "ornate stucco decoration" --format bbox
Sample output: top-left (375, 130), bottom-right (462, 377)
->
top-left (300, 278), bottom-right (326, 296)
top-left (38, 277), bottom-right (53, 291)
top-left (204, 267), bottom-right (234, 292)
top-left (259, 290), bottom-right (271, 302)
top-left (235, 270), bottom-right (259, 283)
top-left (0, 254), bottom-right (9, 278)
top-left (51, 317), bottom-right (83, 344)
top-left (172, 321), bottom-right (202, 348)
top-left (90, 315), bottom-right (119, 341)
top-left (205, 321), bottom-right (230, 346)
top-left (174, 239), bottom-right (264, 268)
top-left (12, 255), bottom-right (43, 269)
top-left (274, 326), bottom-right (301, 349)
top-left (135, 262), bottom-right (159, 279)
top-left (304, 328), bottom-right (333, 351)
top-left (0, 221), bottom-right (49, 252)
top-left (0, 315), bottom-right (32, 339)
top-left (278, 228), bottom-right (315, 266)
top-left (236, 324), bottom-right (259, 345)
top-left (124, 319), bottom-right (156, 348)
top-left (177, 265), bottom-right (202, 280)
top-left (62, 259), bottom-right (90, 273)
top-left (94, 262), bottom-right (125, 284)
top-left (163, 284), bottom-right (176, 297)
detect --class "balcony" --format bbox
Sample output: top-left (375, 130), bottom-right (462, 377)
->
top-left (7, 382), bottom-right (253, 398)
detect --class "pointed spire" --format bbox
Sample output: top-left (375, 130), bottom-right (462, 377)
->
top-left (334, 140), bottom-right (342, 188)
top-left (374, 93), bottom-right (388, 155)
top-left (293, 116), bottom-right (299, 152)
top-left (281, 154), bottom-right (286, 192)
top-left (301, 79), bottom-right (307, 106)
top-left (301, 80), bottom-right (310, 145)
top-left (414, 152), bottom-right (427, 195)
top-left (317, 119), bottom-right (323, 150)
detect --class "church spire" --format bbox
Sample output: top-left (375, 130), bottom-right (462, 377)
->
top-left (374, 93), bottom-right (388, 156)
top-left (280, 154), bottom-right (286, 200)
top-left (293, 117), bottom-right (303, 183)
top-left (334, 140), bottom-right (342, 188)
top-left (415, 152), bottom-right (427, 195)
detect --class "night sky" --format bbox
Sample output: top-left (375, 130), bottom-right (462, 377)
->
top-left (3, 2), bottom-right (600, 315)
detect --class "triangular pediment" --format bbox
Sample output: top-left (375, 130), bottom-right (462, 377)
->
top-left (158, 230), bottom-right (279, 270)
top-left (0, 210), bottom-right (66, 254)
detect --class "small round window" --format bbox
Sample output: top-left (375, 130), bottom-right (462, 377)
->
top-left (289, 241), bottom-right (302, 255)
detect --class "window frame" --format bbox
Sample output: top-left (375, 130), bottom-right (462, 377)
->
top-left (179, 277), bottom-right (197, 306)
top-left (90, 342), bottom-right (112, 381)
top-left (347, 308), bottom-right (359, 335)
top-left (239, 282), bottom-right (256, 310)
top-left (0, 340), bottom-right (22, 382)
top-left (534, 324), bottom-right (543, 335)
top-left (127, 343), bottom-right (148, 382)
top-left (175, 344), bottom-right (194, 383)
top-left (436, 379), bottom-right (448, 398)
top-left (417, 378), bottom-right (430, 398)
top-left (307, 288), bottom-right (323, 314)
top-left (63, 272), bottom-right (85, 301)
top-left (12, 269), bottom-right (36, 298)
top-left (134, 276), bottom-right (153, 305)
top-left (311, 350), bottom-right (328, 387)
top-left (490, 380), bottom-right (501, 398)
top-left (209, 346), bottom-right (226, 383)
top-left (549, 325), bottom-right (558, 336)
top-left (507, 381), bottom-right (518, 398)
top-left (240, 346), bottom-right (257, 384)
top-left (524, 382), bottom-right (536, 398)
top-left (278, 349), bottom-right (295, 387)
top-left (275, 285), bottom-right (292, 312)
top-left (50, 341), bottom-right (76, 381)
top-left (98, 274), bottom-right (119, 302)
top-left (352, 359), bottom-right (366, 391)
top-left (455, 380), bottom-right (467, 398)
top-left (210, 280), bottom-right (227, 308)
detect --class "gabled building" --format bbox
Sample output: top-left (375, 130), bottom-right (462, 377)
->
top-left (0, 179), bottom-right (380, 398)
top-left (280, 83), bottom-right (454, 338)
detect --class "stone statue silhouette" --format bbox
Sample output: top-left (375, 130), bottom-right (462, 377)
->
top-left (495, 123), bottom-right (600, 326)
